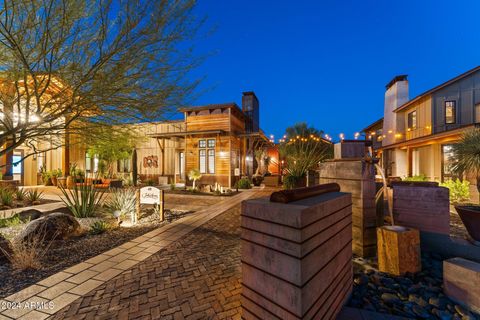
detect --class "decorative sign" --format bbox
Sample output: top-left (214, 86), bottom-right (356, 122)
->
top-left (234, 168), bottom-right (240, 176)
top-left (140, 186), bottom-right (160, 204)
top-left (143, 156), bottom-right (158, 168)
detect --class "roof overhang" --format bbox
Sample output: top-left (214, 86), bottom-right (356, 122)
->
top-left (148, 129), bottom-right (226, 139)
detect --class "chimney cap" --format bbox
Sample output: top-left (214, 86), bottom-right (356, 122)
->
top-left (386, 75), bottom-right (408, 90)
top-left (242, 91), bottom-right (256, 96)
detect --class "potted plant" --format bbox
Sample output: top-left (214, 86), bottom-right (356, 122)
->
top-left (42, 170), bottom-right (52, 186)
top-left (51, 169), bottom-right (62, 186)
top-left (450, 129), bottom-right (480, 242)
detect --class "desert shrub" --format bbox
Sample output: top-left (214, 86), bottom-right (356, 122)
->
top-left (170, 183), bottom-right (176, 191)
top-left (403, 174), bottom-right (429, 182)
top-left (440, 179), bottom-right (471, 204)
top-left (59, 183), bottom-right (105, 218)
top-left (14, 188), bottom-right (28, 201)
top-left (1, 226), bottom-right (56, 270)
top-left (26, 189), bottom-right (44, 204)
top-left (236, 177), bottom-right (252, 189)
top-left (0, 214), bottom-right (23, 228)
top-left (105, 188), bottom-right (136, 218)
top-left (0, 188), bottom-right (15, 207)
top-left (144, 178), bottom-right (155, 186)
top-left (89, 221), bottom-right (110, 235)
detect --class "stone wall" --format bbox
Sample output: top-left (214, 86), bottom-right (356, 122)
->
top-left (241, 191), bottom-right (352, 320)
top-left (318, 160), bottom-right (377, 257)
top-left (393, 184), bottom-right (450, 235)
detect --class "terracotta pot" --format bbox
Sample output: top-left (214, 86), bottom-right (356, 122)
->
top-left (66, 176), bottom-right (75, 189)
top-left (455, 205), bottom-right (480, 241)
top-left (51, 176), bottom-right (58, 186)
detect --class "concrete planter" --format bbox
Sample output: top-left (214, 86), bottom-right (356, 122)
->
top-left (455, 205), bottom-right (480, 242)
top-left (241, 191), bottom-right (352, 320)
top-left (377, 225), bottom-right (421, 276)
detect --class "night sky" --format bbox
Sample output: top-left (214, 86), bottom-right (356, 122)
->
top-left (185, 0), bottom-right (480, 142)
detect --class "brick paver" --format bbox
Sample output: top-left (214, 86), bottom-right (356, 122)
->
top-left (51, 190), bottom-right (271, 319)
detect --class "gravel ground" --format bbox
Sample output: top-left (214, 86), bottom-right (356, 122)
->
top-left (349, 253), bottom-right (480, 319)
top-left (0, 209), bottom-right (192, 298)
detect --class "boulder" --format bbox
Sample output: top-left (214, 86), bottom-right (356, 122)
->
top-left (16, 212), bottom-right (81, 243)
top-left (18, 209), bottom-right (43, 222)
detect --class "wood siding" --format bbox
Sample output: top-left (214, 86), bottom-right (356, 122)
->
top-left (401, 95), bottom-right (432, 140)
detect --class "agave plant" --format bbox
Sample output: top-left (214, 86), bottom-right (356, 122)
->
top-left (26, 189), bottom-right (44, 205)
top-left (59, 182), bottom-right (105, 218)
top-left (105, 188), bottom-right (136, 218)
top-left (0, 187), bottom-right (15, 207)
top-left (14, 188), bottom-right (28, 201)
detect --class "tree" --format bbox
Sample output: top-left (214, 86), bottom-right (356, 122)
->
top-left (450, 129), bottom-right (480, 203)
top-left (0, 0), bottom-right (203, 163)
top-left (285, 122), bottom-right (324, 140)
top-left (86, 128), bottom-right (143, 178)
top-left (188, 169), bottom-right (202, 190)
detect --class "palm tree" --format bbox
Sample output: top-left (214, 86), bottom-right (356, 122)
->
top-left (450, 128), bottom-right (480, 203)
top-left (188, 169), bottom-right (202, 190)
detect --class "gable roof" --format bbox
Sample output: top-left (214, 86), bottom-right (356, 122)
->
top-left (394, 65), bottom-right (480, 113)
top-left (361, 117), bottom-right (384, 133)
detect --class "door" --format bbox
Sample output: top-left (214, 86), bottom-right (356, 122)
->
top-left (12, 151), bottom-right (23, 185)
top-left (179, 152), bottom-right (185, 181)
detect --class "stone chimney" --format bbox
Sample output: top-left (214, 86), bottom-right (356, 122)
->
top-left (382, 75), bottom-right (409, 146)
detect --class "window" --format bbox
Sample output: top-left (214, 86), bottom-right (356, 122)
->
top-left (117, 158), bottom-right (131, 173)
top-left (93, 155), bottom-right (99, 173)
top-left (475, 103), bottom-right (480, 123)
top-left (442, 144), bottom-right (455, 181)
top-left (199, 149), bottom-right (206, 173)
top-left (445, 101), bottom-right (456, 124)
top-left (85, 153), bottom-right (92, 172)
top-left (12, 155), bottom-right (22, 174)
top-left (407, 110), bottom-right (417, 129)
top-left (208, 149), bottom-right (215, 174)
top-left (198, 139), bottom-right (215, 174)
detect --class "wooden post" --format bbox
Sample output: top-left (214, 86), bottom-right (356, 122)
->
top-left (159, 190), bottom-right (164, 221)
top-left (134, 189), bottom-right (140, 225)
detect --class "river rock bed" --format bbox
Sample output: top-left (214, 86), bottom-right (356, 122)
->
top-left (349, 252), bottom-right (480, 319)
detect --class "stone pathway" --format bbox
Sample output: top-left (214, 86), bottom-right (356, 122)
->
top-left (0, 189), bottom-right (270, 320)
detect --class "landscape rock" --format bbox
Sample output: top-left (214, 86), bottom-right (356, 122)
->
top-left (17, 209), bottom-right (43, 222)
top-left (16, 212), bottom-right (81, 242)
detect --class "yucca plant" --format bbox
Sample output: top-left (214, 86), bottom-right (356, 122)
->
top-left (26, 189), bottom-right (44, 205)
top-left (188, 169), bottom-right (202, 190)
top-left (105, 188), bottom-right (136, 218)
top-left (59, 182), bottom-right (105, 218)
top-left (278, 132), bottom-right (333, 189)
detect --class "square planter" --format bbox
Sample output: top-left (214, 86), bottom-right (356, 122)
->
top-left (377, 226), bottom-right (421, 276)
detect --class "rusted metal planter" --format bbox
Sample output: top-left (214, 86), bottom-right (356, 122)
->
top-left (455, 205), bottom-right (480, 242)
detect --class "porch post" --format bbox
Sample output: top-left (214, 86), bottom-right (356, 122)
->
top-left (62, 129), bottom-right (70, 176)
top-left (1, 144), bottom-right (13, 180)
top-left (406, 146), bottom-right (412, 177)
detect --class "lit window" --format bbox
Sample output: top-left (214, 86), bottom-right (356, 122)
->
top-left (85, 153), bottom-right (92, 172)
top-left (199, 140), bottom-right (206, 148)
top-left (408, 110), bottom-right (417, 129)
top-left (207, 139), bottom-right (215, 148)
top-left (208, 149), bottom-right (215, 174)
top-left (445, 101), bottom-right (456, 124)
top-left (199, 149), bottom-right (206, 173)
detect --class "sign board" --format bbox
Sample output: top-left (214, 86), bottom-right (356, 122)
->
top-left (234, 168), bottom-right (240, 176)
top-left (140, 186), bottom-right (160, 204)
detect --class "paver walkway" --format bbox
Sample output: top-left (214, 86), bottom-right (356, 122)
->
top-left (52, 191), bottom-right (273, 320)
top-left (0, 189), bottom-right (271, 320)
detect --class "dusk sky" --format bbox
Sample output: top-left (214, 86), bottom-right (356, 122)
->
top-left (185, 0), bottom-right (480, 142)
